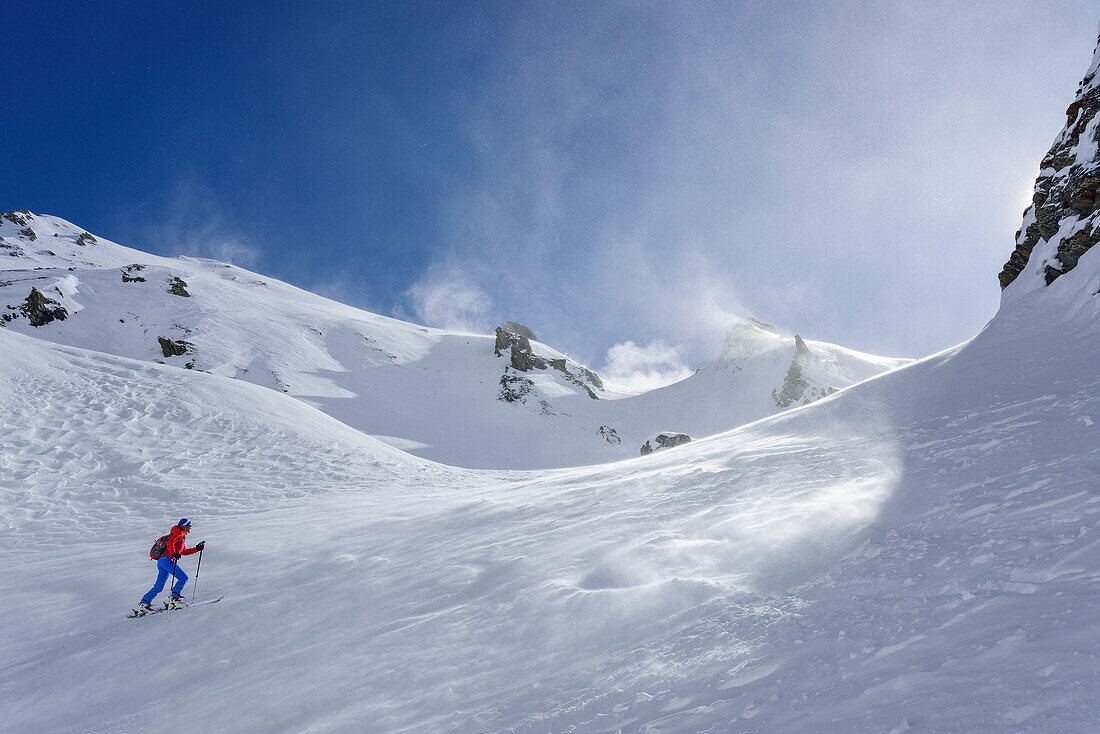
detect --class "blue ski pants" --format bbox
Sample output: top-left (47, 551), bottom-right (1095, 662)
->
top-left (142, 555), bottom-right (188, 604)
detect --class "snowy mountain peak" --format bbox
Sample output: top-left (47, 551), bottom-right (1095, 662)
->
top-left (0, 213), bottom-right (908, 468)
top-left (793, 333), bottom-right (813, 360)
top-left (715, 316), bottom-right (783, 362)
top-left (999, 29), bottom-right (1100, 292)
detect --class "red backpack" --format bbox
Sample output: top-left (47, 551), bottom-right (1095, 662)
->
top-left (149, 534), bottom-right (171, 560)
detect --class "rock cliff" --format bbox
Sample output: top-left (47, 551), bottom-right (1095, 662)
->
top-left (1000, 29), bottom-right (1100, 289)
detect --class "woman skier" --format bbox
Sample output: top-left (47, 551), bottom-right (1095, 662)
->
top-left (138, 518), bottom-right (205, 613)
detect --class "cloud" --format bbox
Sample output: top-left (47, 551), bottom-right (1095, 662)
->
top-left (140, 180), bottom-right (261, 268)
top-left (403, 263), bottom-right (494, 333)
top-left (412, 2), bottom-right (1096, 364)
top-left (417, 5), bottom-right (761, 367)
top-left (600, 339), bottom-right (693, 392)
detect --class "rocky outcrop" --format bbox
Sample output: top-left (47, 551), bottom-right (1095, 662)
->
top-left (157, 336), bottom-right (192, 358)
top-left (772, 335), bottom-right (841, 408)
top-left (496, 326), bottom-right (546, 371)
top-left (121, 264), bottom-right (146, 283)
top-left (19, 227), bottom-right (36, 241)
top-left (498, 368), bottom-right (535, 403)
top-left (494, 322), bottom-right (603, 401)
top-left (167, 277), bottom-right (190, 297)
top-left (19, 287), bottom-right (68, 327)
top-left (2, 210), bottom-right (31, 227)
top-left (640, 432), bottom-right (692, 456)
top-left (773, 361), bottom-right (809, 409)
top-left (76, 232), bottom-right (97, 247)
top-left (597, 425), bottom-right (621, 445)
top-left (773, 335), bottom-right (815, 407)
top-left (0, 238), bottom-right (25, 257)
top-left (1000, 32), bottom-right (1100, 289)
top-left (502, 321), bottom-right (537, 341)
top-left (498, 369), bottom-right (552, 414)
top-left (575, 365), bottom-right (604, 391)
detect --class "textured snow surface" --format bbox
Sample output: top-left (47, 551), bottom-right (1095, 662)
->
top-left (2, 231), bottom-right (1098, 730)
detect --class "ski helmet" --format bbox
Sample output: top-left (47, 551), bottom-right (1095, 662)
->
top-left (177, 518), bottom-right (192, 528)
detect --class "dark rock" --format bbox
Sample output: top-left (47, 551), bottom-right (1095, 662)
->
top-left (157, 336), bottom-right (192, 358)
top-left (1063, 167), bottom-right (1100, 211)
top-left (167, 276), bottom-right (190, 297)
top-left (494, 323), bottom-right (603, 401)
top-left (499, 369), bottom-right (535, 403)
top-left (494, 326), bottom-right (546, 371)
top-left (19, 227), bottom-right (36, 241)
top-left (122, 264), bottom-right (147, 283)
top-left (641, 432), bottom-right (692, 455)
top-left (269, 370), bottom-right (289, 392)
top-left (502, 321), bottom-right (537, 341)
top-left (773, 337), bottom-right (812, 408)
top-left (2, 211), bottom-right (28, 226)
top-left (772, 336), bottom-right (840, 407)
top-left (654, 432), bottom-right (692, 449)
top-left (578, 366), bottom-right (604, 390)
top-left (20, 287), bottom-right (68, 327)
top-left (597, 425), bottom-right (621, 445)
top-left (1000, 42), bottom-right (1100, 289)
top-left (496, 326), bottom-right (602, 397)
top-left (76, 232), bottom-right (97, 247)
top-left (493, 328), bottom-right (512, 356)
top-left (0, 238), bottom-right (25, 257)
top-left (1052, 223), bottom-right (1100, 280)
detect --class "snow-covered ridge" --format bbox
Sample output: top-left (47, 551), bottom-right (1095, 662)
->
top-left (0, 211), bottom-right (907, 468)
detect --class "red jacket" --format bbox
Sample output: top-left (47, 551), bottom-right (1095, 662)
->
top-left (164, 526), bottom-right (198, 559)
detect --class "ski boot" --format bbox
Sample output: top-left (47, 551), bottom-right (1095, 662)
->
top-left (135, 602), bottom-right (156, 616)
top-left (167, 595), bottom-right (187, 610)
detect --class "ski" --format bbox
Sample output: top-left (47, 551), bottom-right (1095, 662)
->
top-left (128, 596), bottom-right (223, 618)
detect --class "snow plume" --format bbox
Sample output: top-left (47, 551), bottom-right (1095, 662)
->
top-left (138, 179), bottom-right (261, 267)
top-left (404, 263), bottom-right (494, 333)
top-left (591, 242), bottom-right (749, 365)
top-left (601, 339), bottom-right (692, 392)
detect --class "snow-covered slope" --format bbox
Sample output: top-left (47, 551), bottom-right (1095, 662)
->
top-left (1, 222), bottom-right (1097, 730)
top-left (0, 211), bottom-right (905, 468)
top-left (605, 318), bottom-right (908, 444)
top-left (4, 21), bottom-right (1099, 734)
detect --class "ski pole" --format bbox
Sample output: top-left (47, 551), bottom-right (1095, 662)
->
top-left (166, 557), bottom-right (178, 621)
top-left (193, 548), bottom-right (203, 603)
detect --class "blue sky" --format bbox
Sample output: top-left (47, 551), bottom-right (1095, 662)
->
top-left (4, 2), bottom-right (1097, 383)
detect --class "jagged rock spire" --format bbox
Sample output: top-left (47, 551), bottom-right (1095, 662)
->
top-left (1000, 27), bottom-right (1100, 289)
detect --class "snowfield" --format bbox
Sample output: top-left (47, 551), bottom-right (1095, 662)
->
top-left (2, 228), bottom-right (1098, 731)
top-left (4, 22), bottom-right (1100, 734)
